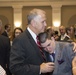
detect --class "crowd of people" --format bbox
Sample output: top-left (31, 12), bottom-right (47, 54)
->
top-left (45, 25), bottom-right (76, 42)
top-left (0, 8), bottom-right (76, 75)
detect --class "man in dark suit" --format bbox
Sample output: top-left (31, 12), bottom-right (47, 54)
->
top-left (10, 9), bottom-right (54, 75)
top-left (58, 25), bottom-right (70, 41)
top-left (2, 24), bottom-right (11, 37)
top-left (0, 20), bottom-right (11, 75)
top-left (38, 32), bottom-right (76, 75)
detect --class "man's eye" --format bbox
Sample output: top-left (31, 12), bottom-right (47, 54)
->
top-left (42, 21), bottom-right (44, 24)
top-left (42, 20), bottom-right (46, 24)
top-left (47, 43), bottom-right (51, 46)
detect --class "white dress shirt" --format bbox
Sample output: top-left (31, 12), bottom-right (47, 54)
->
top-left (27, 27), bottom-right (37, 43)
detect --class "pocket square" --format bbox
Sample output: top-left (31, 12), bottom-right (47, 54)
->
top-left (57, 59), bottom-right (64, 64)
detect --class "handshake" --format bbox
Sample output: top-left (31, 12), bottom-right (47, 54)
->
top-left (40, 62), bottom-right (55, 73)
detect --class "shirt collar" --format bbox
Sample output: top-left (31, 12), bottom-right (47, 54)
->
top-left (27, 27), bottom-right (37, 43)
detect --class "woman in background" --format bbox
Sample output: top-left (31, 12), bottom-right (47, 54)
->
top-left (11, 27), bottom-right (23, 45)
top-left (13, 27), bottom-right (23, 39)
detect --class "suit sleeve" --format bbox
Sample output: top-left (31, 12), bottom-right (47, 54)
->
top-left (10, 38), bottom-right (40, 75)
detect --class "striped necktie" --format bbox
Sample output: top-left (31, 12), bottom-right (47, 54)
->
top-left (36, 36), bottom-right (46, 61)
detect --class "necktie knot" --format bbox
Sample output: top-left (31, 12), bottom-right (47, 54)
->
top-left (51, 53), bottom-right (55, 56)
top-left (51, 53), bottom-right (55, 62)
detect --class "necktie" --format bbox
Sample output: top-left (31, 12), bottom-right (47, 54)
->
top-left (36, 36), bottom-right (46, 61)
top-left (51, 53), bottom-right (55, 62)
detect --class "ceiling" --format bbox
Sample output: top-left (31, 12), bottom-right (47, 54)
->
top-left (0, 0), bottom-right (76, 7)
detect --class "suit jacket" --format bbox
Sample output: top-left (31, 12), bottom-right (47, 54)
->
top-left (2, 31), bottom-right (8, 37)
top-left (10, 29), bottom-right (48, 75)
top-left (57, 35), bottom-right (70, 42)
top-left (45, 52), bottom-right (53, 62)
top-left (52, 42), bottom-right (75, 75)
top-left (45, 52), bottom-right (53, 75)
top-left (0, 35), bottom-right (10, 75)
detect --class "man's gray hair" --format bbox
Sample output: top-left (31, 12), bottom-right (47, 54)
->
top-left (27, 8), bottom-right (45, 24)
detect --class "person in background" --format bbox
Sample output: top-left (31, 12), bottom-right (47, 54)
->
top-left (66, 26), bottom-right (76, 42)
top-left (10, 8), bottom-right (54, 75)
top-left (38, 31), bottom-right (76, 75)
top-left (53, 31), bottom-right (59, 41)
top-left (12, 27), bottom-right (23, 40)
top-left (46, 26), bottom-right (54, 39)
top-left (10, 27), bottom-right (23, 46)
top-left (2, 24), bottom-right (11, 38)
top-left (0, 20), bottom-right (11, 75)
top-left (58, 25), bottom-right (70, 41)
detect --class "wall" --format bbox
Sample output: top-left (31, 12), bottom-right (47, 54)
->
top-left (0, 7), bottom-right (13, 31)
top-left (61, 5), bottom-right (76, 27)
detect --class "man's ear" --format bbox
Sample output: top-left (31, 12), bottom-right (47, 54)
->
top-left (31, 19), bottom-right (36, 27)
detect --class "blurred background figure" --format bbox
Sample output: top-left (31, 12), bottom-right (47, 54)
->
top-left (10, 27), bottom-right (23, 46)
top-left (53, 30), bottom-right (59, 41)
top-left (58, 25), bottom-right (70, 41)
top-left (45, 26), bottom-right (59, 41)
top-left (66, 25), bottom-right (76, 42)
top-left (12, 27), bottom-right (23, 39)
top-left (1, 24), bottom-right (11, 38)
top-left (46, 26), bottom-right (55, 39)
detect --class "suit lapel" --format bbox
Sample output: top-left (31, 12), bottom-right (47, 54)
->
top-left (25, 29), bottom-right (44, 62)
top-left (55, 42), bottom-right (60, 62)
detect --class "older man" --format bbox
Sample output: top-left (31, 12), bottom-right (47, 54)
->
top-left (10, 9), bottom-right (54, 75)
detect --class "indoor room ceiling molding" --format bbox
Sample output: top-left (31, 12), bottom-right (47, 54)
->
top-left (0, 0), bottom-right (76, 1)
top-left (0, 0), bottom-right (76, 7)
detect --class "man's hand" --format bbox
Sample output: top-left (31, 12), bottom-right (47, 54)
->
top-left (40, 62), bottom-right (55, 73)
top-left (72, 56), bottom-right (76, 75)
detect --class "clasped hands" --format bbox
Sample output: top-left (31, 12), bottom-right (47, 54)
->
top-left (40, 62), bottom-right (55, 73)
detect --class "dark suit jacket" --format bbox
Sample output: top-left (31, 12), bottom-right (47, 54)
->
top-left (57, 35), bottom-right (69, 42)
top-left (45, 52), bottom-right (53, 75)
top-left (0, 35), bottom-right (10, 75)
top-left (10, 29), bottom-right (48, 75)
top-left (2, 31), bottom-right (8, 37)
